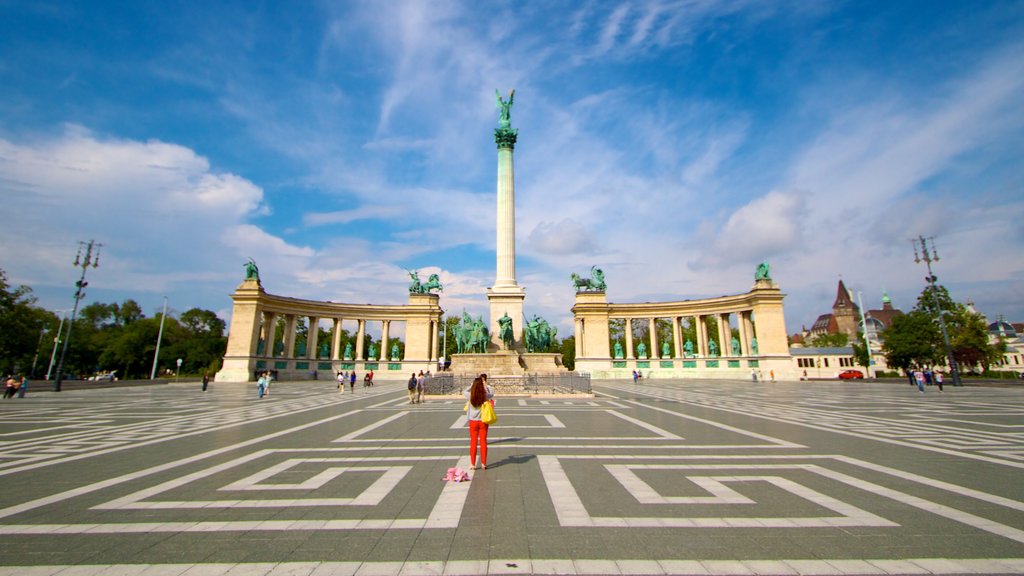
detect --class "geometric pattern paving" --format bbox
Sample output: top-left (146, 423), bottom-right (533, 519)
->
top-left (0, 378), bottom-right (1022, 575)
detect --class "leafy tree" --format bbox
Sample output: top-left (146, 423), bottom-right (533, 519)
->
top-left (851, 339), bottom-right (870, 370)
top-left (946, 305), bottom-right (1003, 371)
top-left (880, 310), bottom-right (943, 373)
top-left (559, 335), bottom-right (576, 370)
top-left (0, 269), bottom-right (56, 375)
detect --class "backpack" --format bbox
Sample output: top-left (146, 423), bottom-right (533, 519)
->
top-left (408, 377), bottom-right (417, 390)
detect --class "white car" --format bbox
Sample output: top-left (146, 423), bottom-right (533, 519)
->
top-left (90, 371), bottom-right (117, 381)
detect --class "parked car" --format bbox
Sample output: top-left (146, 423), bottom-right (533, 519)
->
top-left (90, 371), bottom-right (117, 381)
top-left (838, 369), bottom-right (864, 380)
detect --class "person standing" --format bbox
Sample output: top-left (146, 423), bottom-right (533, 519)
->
top-left (257, 372), bottom-right (267, 399)
top-left (17, 375), bottom-right (28, 398)
top-left (416, 371), bottom-right (426, 404)
top-left (202, 372), bottom-right (210, 392)
top-left (349, 371), bottom-right (356, 392)
top-left (337, 371), bottom-right (345, 393)
top-left (935, 371), bottom-right (944, 392)
top-left (407, 373), bottom-right (418, 403)
top-left (464, 376), bottom-right (494, 470)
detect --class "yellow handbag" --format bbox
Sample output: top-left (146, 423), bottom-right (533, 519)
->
top-left (480, 401), bottom-right (497, 425)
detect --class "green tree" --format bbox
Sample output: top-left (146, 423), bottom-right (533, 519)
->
top-left (880, 310), bottom-right (943, 373)
top-left (946, 305), bottom-right (1003, 372)
top-left (851, 339), bottom-right (870, 370)
top-left (559, 335), bottom-right (576, 370)
top-left (0, 269), bottom-right (55, 376)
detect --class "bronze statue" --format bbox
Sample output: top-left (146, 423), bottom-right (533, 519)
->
top-left (755, 261), bottom-right (771, 281)
top-left (244, 258), bottom-right (260, 281)
top-left (571, 266), bottom-right (607, 292)
top-left (498, 312), bottom-right (514, 350)
top-left (496, 89), bottom-right (515, 129)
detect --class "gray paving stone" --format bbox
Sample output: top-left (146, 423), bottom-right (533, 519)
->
top-left (1, 379), bottom-right (1023, 574)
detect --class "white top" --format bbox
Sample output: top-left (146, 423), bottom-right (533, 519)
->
top-left (464, 385), bottom-right (494, 421)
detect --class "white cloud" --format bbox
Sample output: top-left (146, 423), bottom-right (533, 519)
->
top-left (526, 218), bottom-right (597, 256)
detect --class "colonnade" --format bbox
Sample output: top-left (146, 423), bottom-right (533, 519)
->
top-left (217, 279), bottom-right (443, 382)
top-left (571, 279), bottom-right (793, 379)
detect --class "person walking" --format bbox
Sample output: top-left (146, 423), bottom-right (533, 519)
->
top-left (464, 376), bottom-right (494, 470)
top-left (935, 371), bottom-right (944, 392)
top-left (914, 369), bottom-right (925, 393)
top-left (202, 372), bottom-right (210, 392)
top-left (16, 375), bottom-right (27, 398)
top-left (257, 372), bottom-right (268, 399)
top-left (337, 371), bottom-right (345, 393)
top-left (349, 371), bottom-right (356, 392)
top-left (416, 371), bottom-right (426, 404)
top-left (407, 373), bottom-right (418, 403)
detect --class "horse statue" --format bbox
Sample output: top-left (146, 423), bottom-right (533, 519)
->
top-left (755, 261), bottom-right (771, 282)
top-left (409, 271), bottom-right (444, 294)
top-left (524, 315), bottom-right (556, 352)
top-left (469, 317), bottom-right (489, 353)
top-left (570, 266), bottom-right (607, 292)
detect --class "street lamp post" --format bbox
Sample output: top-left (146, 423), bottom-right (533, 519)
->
top-left (53, 241), bottom-right (102, 392)
top-left (913, 236), bottom-right (962, 387)
top-left (856, 291), bottom-right (875, 378)
top-left (150, 296), bottom-right (168, 379)
top-left (45, 310), bottom-right (71, 381)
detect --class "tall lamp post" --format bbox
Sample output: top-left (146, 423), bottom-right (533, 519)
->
top-left (913, 236), bottom-right (962, 387)
top-left (150, 296), bottom-right (168, 379)
top-left (45, 309), bottom-right (71, 381)
top-left (53, 240), bottom-right (102, 392)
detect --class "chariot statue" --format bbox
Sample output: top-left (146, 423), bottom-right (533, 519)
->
top-left (408, 270), bottom-right (443, 294)
top-left (755, 261), bottom-right (771, 282)
top-left (571, 266), bottom-right (607, 292)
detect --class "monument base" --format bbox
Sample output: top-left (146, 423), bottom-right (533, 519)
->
top-left (450, 351), bottom-right (524, 376)
top-left (449, 351), bottom-right (566, 377)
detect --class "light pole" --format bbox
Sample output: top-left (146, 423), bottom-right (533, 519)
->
top-left (150, 296), bottom-right (168, 379)
top-left (913, 236), bottom-right (962, 387)
top-left (46, 310), bottom-right (71, 381)
top-left (53, 241), bottom-right (102, 392)
top-left (856, 291), bottom-right (875, 378)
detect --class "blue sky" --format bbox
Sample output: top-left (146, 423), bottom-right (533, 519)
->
top-left (2, 1), bottom-right (1023, 339)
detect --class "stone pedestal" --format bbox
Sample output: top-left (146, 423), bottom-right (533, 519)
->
top-left (450, 351), bottom-right (524, 376)
top-left (487, 286), bottom-right (525, 352)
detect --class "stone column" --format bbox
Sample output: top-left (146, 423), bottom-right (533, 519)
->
top-left (381, 320), bottom-right (391, 361)
top-left (332, 319), bottom-right (343, 360)
top-left (648, 318), bottom-right (658, 359)
top-left (355, 320), bottom-right (365, 361)
top-left (264, 312), bottom-right (277, 357)
top-left (283, 314), bottom-right (297, 358)
top-left (696, 315), bottom-right (708, 357)
top-left (307, 316), bottom-right (319, 359)
top-left (625, 319), bottom-right (635, 359)
top-left (744, 313), bottom-right (757, 355)
top-left (575, 318), bottom-right (583, 359)
top-left (737, 311), bottom-right (749, 357)
top-left (428, 320), bottom-right (437, 362)
top-left (718, 314), bottom-right (729, 357)
top-left (672, 317), bottom-right (682, 358)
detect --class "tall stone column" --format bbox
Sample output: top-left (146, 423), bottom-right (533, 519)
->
top-left (355, 320), bottom-right (365, 361)
top-left (307, 316), bottom-right (319, 359)
top-left (332, 318), bottom-right (343, 360)
top-left (625, 319), bottom-right (635, 359)
top-left (672, 317), bottom-right (682, 358)
top-left (264, 312), bottom-right (277, 357)
top-left (487, 90), bottom-right (526, 351)
top-left (737, 311), bottom-right (749, 357)
top-left (696, 315), bottom-right (708, 357)
top-left (283, 314), bottom-right (297, 358)
top-left (380, 320), bottom-right (390, 361)
top-left (648, 318), bottom-right (658, 359)
top-left (718, 314), bottom-right (730, 357)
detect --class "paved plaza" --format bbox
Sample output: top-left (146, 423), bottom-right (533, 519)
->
top-left (0, 378), bottom-right (1023, 575)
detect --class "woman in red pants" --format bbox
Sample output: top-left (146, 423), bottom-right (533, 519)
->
top-left (464, 376), bottom-right (494, 469)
